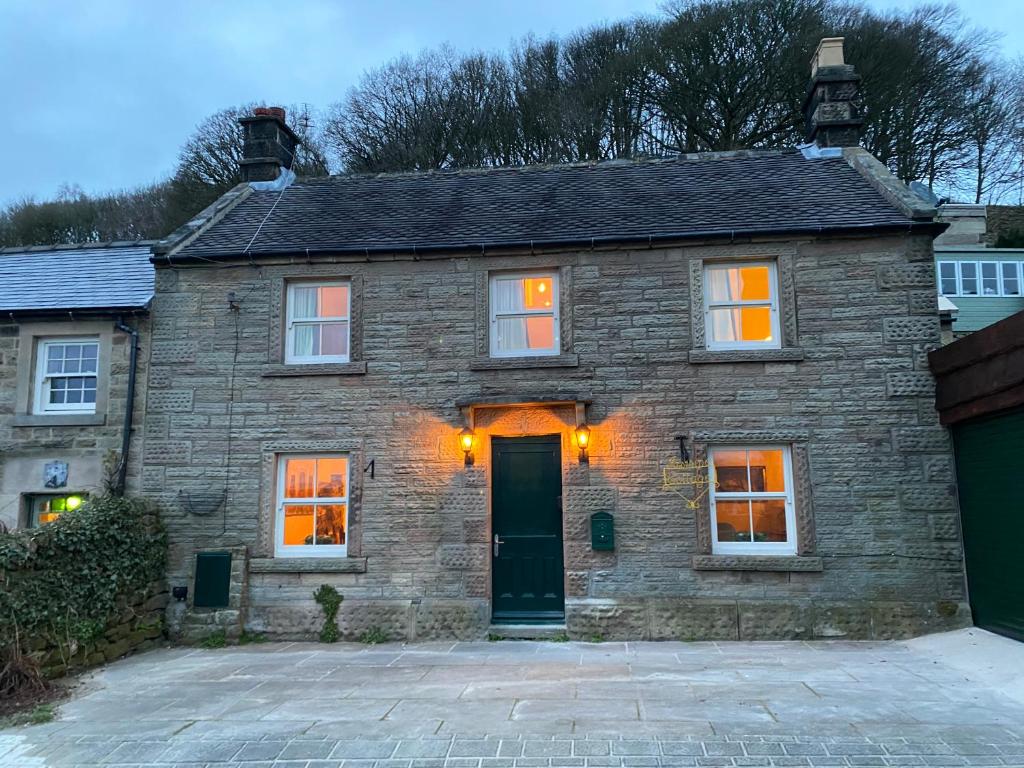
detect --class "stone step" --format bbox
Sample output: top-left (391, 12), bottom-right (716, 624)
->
top-left (487, 623), bottom-right (568, 641)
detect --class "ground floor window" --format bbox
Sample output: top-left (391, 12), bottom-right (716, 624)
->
top-left (28, 493), bottom-right (86, 527)
top-left (709, 446), bottom-right (796, 555)
top-left (275, 454), bottom-right (348, 557)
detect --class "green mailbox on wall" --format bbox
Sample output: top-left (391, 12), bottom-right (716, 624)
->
top-left (590, 512), bottom-right (614, 551)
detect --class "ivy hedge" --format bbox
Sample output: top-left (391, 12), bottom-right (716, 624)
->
top-left (0, 496), bottom-right (166, 667)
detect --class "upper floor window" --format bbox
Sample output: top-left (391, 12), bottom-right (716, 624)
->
top-left (276, 454), bottom-right (348, 557)
top-left (285, 281), bottom-right (350, 364)
top-left (34, 338), bottom-right (99, 415)
top-left (709, 446), bottom-right (796, 555)
top-left (938, 260), bottom-right (1023, 297)
top-left (704, 262), bottom-right (781, 350)
top-left (489, 271), bottom-right (559, 357)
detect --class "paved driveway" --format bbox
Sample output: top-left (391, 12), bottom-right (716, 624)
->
top-left (2, 628), bottom-right (1023, 767)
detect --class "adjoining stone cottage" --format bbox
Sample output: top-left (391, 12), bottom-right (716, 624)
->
top-left (0, 242), bottom-right (153, 531)
top-left (147, 38), bottom-right (969, 642)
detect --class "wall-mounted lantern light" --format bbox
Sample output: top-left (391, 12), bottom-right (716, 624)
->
top-left (574, 423), bottom-right (591, 464)
top-left (459, 427), bottom-right (476, 466)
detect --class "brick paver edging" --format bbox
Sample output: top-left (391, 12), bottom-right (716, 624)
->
top-left (4, 732), bottom-right (1024, 768)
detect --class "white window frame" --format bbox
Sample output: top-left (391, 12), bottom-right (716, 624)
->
top-left (1000, 262), bottom-right (1022, 296)
top-left (488, 270), bottom-right (560, 358)
top-left (979, 261), bottom-right (1001, 296)
top-left (33, 337), bottom-right (100, 415)
top-left (937, 260), bottom-right (1024, 297)
top-left (958, 261), bottom-right (980, 296)
top-left (703, 261), bottom-right (782, 351)
top-left (709, 445), bottom-right (796, 556)
top-left (284, 281), bottom-right (351, 364)
top-left (275, 453), bottom-right (349, 558)
top-left (937, 261), bottom-right (959, 296)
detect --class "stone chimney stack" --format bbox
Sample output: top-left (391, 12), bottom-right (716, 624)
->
top-left (803, 38), bottom-right (863, 148)
top-left (239, 107), bottom-right (301, 183)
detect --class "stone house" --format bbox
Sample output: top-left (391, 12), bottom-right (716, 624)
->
top-left (149, 40), bottom-right (968, 641)
top-left (0, 242), bottom-right (152, 530)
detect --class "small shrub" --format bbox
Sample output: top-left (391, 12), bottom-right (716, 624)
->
top-left (238, 630), bottom-right (266, 645)
top-left (26, 704), bottom-right (54, 724)
top-left (200, 631), bottom-right (226, 649)
top-left (588, 633), bottom-right (605, 643)
top-left (360, 626), bottom-right (388, 645)
top-left (550, 631), bottom-right (570, 643)
top-left (487, 632), bottom-right (504, 642)
top-left (313, 584), bottom-right (343, 644)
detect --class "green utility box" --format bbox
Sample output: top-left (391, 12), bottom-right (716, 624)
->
top-left (193, 551), bottom-right (232, 608)
top-left (590, 512), bottom-right (614, 551)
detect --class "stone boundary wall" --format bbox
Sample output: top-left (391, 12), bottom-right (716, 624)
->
top-left (30, 579), bottom-right (168, 678)
top-left (985, 205), bottom-right (1024, 246)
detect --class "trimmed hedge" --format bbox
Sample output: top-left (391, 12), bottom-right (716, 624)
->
top-left (0, 496), bottom-right (167, 673)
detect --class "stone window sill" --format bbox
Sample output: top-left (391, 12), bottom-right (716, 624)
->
top-left (12, 413), bottom-right (106, 427)
top-left (261, 361), bottom-right (367, 377)
top-left (249, 557), bottom-right (367, 574)
top-left (470, 353), bottom-right (579, 371)
top-left (692, 555), bottom-right (823, 572)
top-left (688, 348), bottom-right (805, 364)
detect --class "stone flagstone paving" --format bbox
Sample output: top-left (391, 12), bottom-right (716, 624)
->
top-left (2, 628), bottom-right (1023, 767)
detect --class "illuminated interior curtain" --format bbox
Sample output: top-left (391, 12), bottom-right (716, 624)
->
top-left (291, 287), bottom-right (318, 318)
top-left (494, 279), bottom-right (529, 351)
top-left (708, 269), bottom-right (743, 341)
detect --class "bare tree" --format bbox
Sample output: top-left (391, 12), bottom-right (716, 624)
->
top-left (651, 0), bottom-right (828, 153)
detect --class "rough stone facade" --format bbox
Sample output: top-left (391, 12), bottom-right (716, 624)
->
top-left (0, 316), bottom-right (150, 530)
top-left (146, 233), bottom-right (969, 641)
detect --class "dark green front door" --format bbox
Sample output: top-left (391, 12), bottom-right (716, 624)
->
top-left (954, 407), bottom-right (1024, 641)
top-left (491, 435), bottom-right (564, 622)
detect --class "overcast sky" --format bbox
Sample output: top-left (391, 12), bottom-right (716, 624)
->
top-left (3, 0), bottom-right (1021, 206)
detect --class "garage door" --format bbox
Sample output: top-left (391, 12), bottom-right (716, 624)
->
top-left (953, 406), bottom-right (1024, 641)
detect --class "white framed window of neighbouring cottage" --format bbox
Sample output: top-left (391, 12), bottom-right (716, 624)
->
top-left (937, 262), bottom-right (958, 296)
top-left (703, 262), bottom-right (781, 350)
top-left (709, 446), bottom-right (796, 555)
top-left (489, 271), bottom-right (559, 357)
top-left (33, 338), bottom-right (100, 415)
top-left (285, 281), bottom-right (351, 364)
top-left (980, 262), bottom-right (1000, 296)
top-left (276, 454), bottom-right (348, 557)
top-left (959, 262), bottom-right (979, 296)
top-left (1001, 262), bottom-right (1021, 296)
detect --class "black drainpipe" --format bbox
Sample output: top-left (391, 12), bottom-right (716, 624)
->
top-left (114, 318), bottom-right (139, 495)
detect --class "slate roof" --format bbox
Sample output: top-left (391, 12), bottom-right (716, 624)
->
top-left (0, 241), bottom-right (155, 313)
top-left (171, 150), bottom-right (926, 260)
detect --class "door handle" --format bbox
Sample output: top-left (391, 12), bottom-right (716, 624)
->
top-left (493, 534), bottom-right (504, 557)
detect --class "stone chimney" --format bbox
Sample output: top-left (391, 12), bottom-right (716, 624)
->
top-left (802, 38), bottom-right (863, 148)
top-left (239, 106), bottom-right (301, 183)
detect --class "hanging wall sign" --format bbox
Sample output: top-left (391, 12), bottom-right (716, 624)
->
top-left (662, 457), bottom-right (715, 509)
top-left (44, 461), bottom-right (69, 489)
